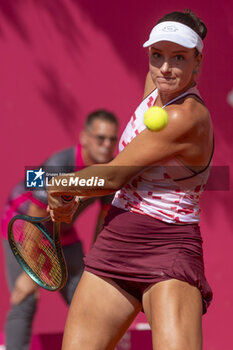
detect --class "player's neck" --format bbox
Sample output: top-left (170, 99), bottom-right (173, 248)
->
top-left (157, 81), bottom-right (196, 106)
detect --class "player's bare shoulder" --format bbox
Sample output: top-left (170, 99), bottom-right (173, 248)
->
top-left (164, 95), bottom-right (213, 167)
top-left (165, 95), bottom-right (211, 136)
top-left (184, 95), bottom-right (211, 128)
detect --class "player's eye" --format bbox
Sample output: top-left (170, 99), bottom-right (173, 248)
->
top-left (152, 52), bottom-right (161, 59)
top-left (175, 55), bottom-right (185, 61)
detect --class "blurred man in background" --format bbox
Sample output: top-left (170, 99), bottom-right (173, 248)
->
top-left (1, 109), bottom-right (118, 350)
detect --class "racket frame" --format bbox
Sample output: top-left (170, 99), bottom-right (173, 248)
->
top-left (8, 214), bottom-right (68, 291)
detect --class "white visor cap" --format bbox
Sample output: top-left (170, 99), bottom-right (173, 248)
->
top-left (143, 21), bottom-right (203, 53)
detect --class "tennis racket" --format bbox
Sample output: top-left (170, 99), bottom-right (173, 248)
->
top-left (7, 195), bottom-right (74, 291)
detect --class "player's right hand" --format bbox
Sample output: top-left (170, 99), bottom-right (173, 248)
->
top-left (46, 193), bottom-right (80, 223)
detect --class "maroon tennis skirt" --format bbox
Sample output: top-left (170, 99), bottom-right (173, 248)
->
top-left (84, 206), bottom-right (212, 314)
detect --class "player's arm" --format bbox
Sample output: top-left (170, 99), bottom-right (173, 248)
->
top-left (48, 106), bottom-right (199, 194)
top-left (47, 106), bottom-right (205, 222)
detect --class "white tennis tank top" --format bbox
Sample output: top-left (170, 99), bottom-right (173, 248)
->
top-left (112, 87), bottom-right (211, 224)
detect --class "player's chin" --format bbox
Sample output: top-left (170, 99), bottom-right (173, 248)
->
top-left (156, 81), bottom-right (177, 90)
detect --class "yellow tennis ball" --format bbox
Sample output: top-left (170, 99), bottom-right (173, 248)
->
top-left (144, 106), bottom-right (168, 131)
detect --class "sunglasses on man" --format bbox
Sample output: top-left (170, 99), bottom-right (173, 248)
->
top-left (88, 131), bottom-right (117, 145)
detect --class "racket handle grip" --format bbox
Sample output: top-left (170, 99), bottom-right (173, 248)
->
top-left (61, 195), bottom-right (74, 202)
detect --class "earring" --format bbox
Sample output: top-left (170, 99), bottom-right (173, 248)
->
top-left (193, 69), bottom-right (197, 75)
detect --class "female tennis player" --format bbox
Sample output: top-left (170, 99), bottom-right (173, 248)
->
top-left (47, 10), bottom-right (213, 350)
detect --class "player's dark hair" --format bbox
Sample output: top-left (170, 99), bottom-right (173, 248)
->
top-left (85, 109), bottom-right (118, 129)
top-left (157, 9), bottom-right (207, 40)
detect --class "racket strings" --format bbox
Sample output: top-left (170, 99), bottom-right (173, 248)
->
top-left (12, 219), bottom-right (62, 287)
